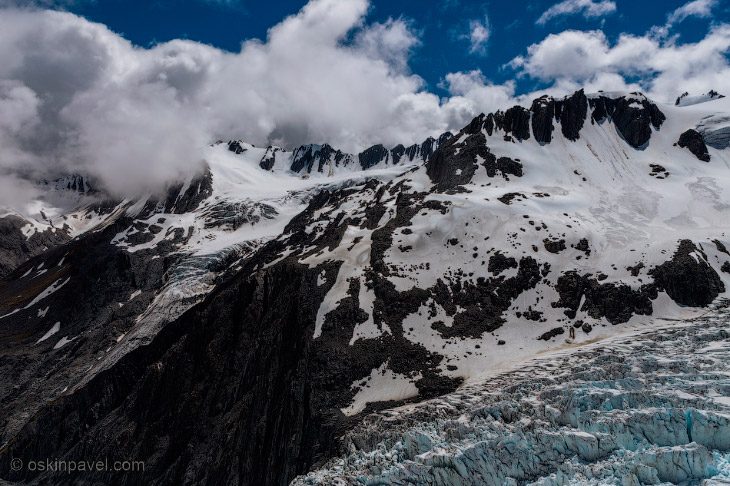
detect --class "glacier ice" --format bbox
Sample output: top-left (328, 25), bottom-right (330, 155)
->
top-left (293, 300), bottom-right (730, 485)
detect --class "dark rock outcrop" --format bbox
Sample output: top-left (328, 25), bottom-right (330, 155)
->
top-left (227, 140), bottom-right (246, 154)
top-left (531, 96), bottom-right (555, 144)
top-left (482, 154), bottom-right (523, 179)
top-left (589, 94), bottom-right (665, 149)
top-left (677, 129), bottom-right (711, 162)
top-left (0, 216), bottom-right (71, 278)
top-left (573, 238), bottom-right (591, 256)
top-left (650, 240), bottom-right (725, 306)
top-left (426, 131), bottom-right (488, 190)
top-left (552, 271), bottom-right (656, 324)
top-left (259, 146), bottom-right (280, 170)
top-left (390, 144), bottom-right (406, 164)
top-left (497, 106), bottom-right (531, 141)
top-left (543, 238), bottom-right (566, 254)
top-left (432, 256), bottom-right (546, 339)
top-left (538, 327), bottom-right (564, 341)
top-left (488, 252), bottom-right (517, 275)
top-left (554, 90), bottom-right (588, 141)
top-left (291, 144), bottom-right (349, 173)
top-left (359, 144), bottom-right (390, 170)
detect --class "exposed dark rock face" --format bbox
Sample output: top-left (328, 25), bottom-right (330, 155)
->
top-left (554, 89), bottom-right (587, 141)
top-left (463, 114), bottom-right (485, 135)
top-left (714, 240), bottom-right (730, 256)
top-left (426, 131), bottom-right (488, 190)
top-left (2, 87), bottom-right (727, 486)
top-left (543, 238), bottom-right (566, 254)
top-left (291, 144), bottom-right (349, 173)
top-left (650, 240), bottom-right (725, 307)
top-left (227, 140), bottom-right (246, 154)
top-left (1, 176), bottom-right (515, 485)
top-left (531, 96), bottom-right (555, 144)
top-left (437, 132), bottom-right (453, 146)
top-left (588, 96), bottom-right (615, 125)
top-left (498, 193), bottom-right (525, 205)
top-left (488, 252), bottom-right (518, 275)
top-left (573, 238), bottom-right (591, 256)
top-left (522, 310), bottom-right (543, 321)
top-left (417, 137), bottom-right (437, 160)
top-left (677, 129), bottom-right (711, 162)
top-left (0, 258), bottom-right (345, 486)
top-left (483, 113), bottom-right (495, 136)
top-left (359, 144), bottom-right (390, 170)
top-left (390, 144), bottom-right (406, 164)
top-left (259, 146), bottom-right (280, 170)
top-left (627, 262), bottom-right (645, 277)
top-left (482, 155), bottom-right (523, 179)
top-left (162, 168), bottom-right (214, 215)
top-left (589, 95), bottom-right (665, 149)
top-left (552, 271), bottom-right (656, 324)
top-left (0, 184), bottom-right (461, 486)
top-left (0, 210), bottom-right (206, 457)
top-left (676, 89), bottom-right (724, 105)
top-left (0, 216), bottom-right (71, 278)
top-left (288, 134), bottom-right (453, 175)
top-left (538, 327), bottom-right (564, 341)
top-left (404, 133), bottom-right (453, 163)
top-left (498, 106), bottom-right (531, 141)
top-left (431, 257), bottom-right (546, 339)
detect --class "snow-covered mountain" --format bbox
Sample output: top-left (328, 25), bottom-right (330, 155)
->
top-left (1, 89), bottom-right (729, 485)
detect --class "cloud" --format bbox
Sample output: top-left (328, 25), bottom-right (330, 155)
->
top-left (0, 0), bottom-right (504, 206)
top-left (509, 25), bottom-right (730, 101)
top-left (0, 0), bottom-right (728, 214)
top-left (536, 0), bottom-right (616, 25)
top-left (667, 0), bottom-right (717, 25)
top-left (354, 18), bottom-right (420, 72)
top-left (465, 17), bottom-right (491, 55)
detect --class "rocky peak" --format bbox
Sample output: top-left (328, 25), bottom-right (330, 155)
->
top-left (588, 93), bottom-right (665, 148)
top-left (358, 144), bottom-right (390, 170)
top-left (554, 89), bottom-right (588, 141)
top-left (291, 144), bottom-right (351, 174)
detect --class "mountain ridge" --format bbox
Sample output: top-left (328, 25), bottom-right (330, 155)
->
top-left (1, 88), bottom-right (729, 485)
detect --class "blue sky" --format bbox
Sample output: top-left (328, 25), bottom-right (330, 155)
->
top-left (63, 0), bottom-right (728, 96)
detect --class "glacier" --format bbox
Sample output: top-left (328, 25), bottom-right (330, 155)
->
top-left (293, 300), bottom-right (730, 485)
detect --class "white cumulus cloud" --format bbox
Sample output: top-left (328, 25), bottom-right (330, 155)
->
top-left (0, 0), bottom-right (495, 203)
top-left (510, 25), bottom-right (730, 101)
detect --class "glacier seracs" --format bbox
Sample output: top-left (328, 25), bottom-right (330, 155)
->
top-left (293, 300), bottom-right (730, 485)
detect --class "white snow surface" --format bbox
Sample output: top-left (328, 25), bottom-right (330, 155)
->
top-left (298, 95), bottom-right (730, 412)
top-left (35, 322), bottom-right (60, 344)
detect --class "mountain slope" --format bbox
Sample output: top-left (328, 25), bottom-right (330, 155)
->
top-left (0, 90), bottom-right (729, 485)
